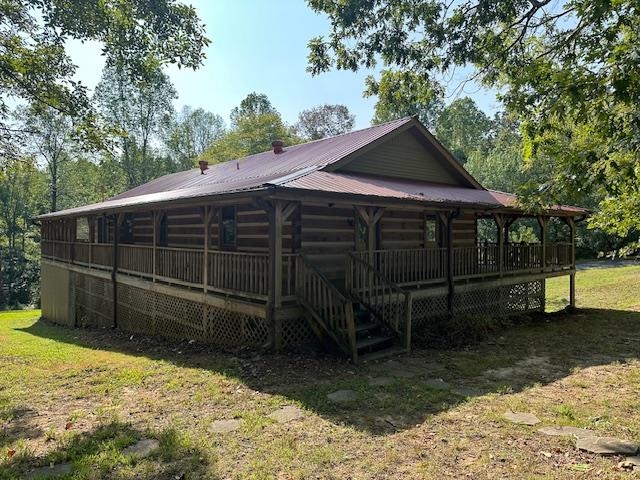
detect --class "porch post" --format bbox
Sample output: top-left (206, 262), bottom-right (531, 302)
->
top-left (445, 210), bottom-right (460, 315)
top-left (201, 206), bottom-right (212, 294)
top-left (112, 213), bottom-right (124, 329)
top-left (267, 200), bottom-right (285, 351)
top-left (88, 215), bottom-right (94, 270)
top-left (152, 212), bottom-right (159, 283)
top-left (537, 215), bottom-right (547, 271)
top-left (537, 215), bottom-right (547, 312)
top-left (494, 214), bottom-right (505, 277)
top-left (568, 217), bottom-right (576, 310)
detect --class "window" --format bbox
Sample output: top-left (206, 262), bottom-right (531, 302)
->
top-left (97, 216), bottom-right (109, 243)
top-left (75, 217), bottom-right (90, 241)
top-left (119, 213), bottom-right (134, 244)
top-left (221, 206), bottom-right (236, 248)
top-left (158, 214), bottom-right (168, 246)
top-left (425, 216), bottom-right (438, 245)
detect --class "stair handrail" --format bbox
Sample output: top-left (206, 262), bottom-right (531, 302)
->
top-left (296, 255), bottom-right (357, 362)
top-left (346, 252), bottom-right (413, 352)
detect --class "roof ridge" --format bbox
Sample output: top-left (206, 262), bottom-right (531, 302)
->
top-left (201, 116), bottom-right (415, 166)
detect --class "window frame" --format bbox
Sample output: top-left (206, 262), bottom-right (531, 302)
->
top-left (220, 205), bottom-right (237, 250)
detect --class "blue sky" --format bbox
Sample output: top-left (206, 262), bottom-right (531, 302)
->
top-left (68, 0), bottom-right (500, 129)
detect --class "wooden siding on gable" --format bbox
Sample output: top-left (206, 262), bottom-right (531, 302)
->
top-left (339, 129), bottom-right (462, 185)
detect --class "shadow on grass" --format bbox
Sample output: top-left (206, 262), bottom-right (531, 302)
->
top-left (15, 308), bottom-right (640, 436)
top-left (0, 420), bottom-right (213, 480)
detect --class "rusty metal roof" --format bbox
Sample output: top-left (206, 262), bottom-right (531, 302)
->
top-left (39, 116), bottom-right (585, 218)
top-left (109, 117), bottom-right (414, 200)
top-left (278, 171), bottom-right (585, 214)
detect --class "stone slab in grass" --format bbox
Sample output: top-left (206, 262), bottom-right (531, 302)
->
top-left (576, 436), bottom-right (639, 455)
top-left (122, 438), bottom-right (159, 458)
top-left (368, 377), bottom-right (394, 387)
top-left (423, 378), bottom-right (451, 391)
top-left (504, 411), bottom-right (541, 426)
top-left (624, 456), bottom-right (640, 466)
top-left (25, 463), bottom-right (72, 479)
top-left (538, 426), bottom-right (595, 439)
top-left (327, 389), bottom-right (358, 403)
top-left (268, 406), bottom-right (304, 424)
top-left (210, 419), bottom-right (242, 433)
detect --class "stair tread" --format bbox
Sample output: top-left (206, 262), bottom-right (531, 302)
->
top-left (356, 335), bottom-right (394, 349)
top-left (355, 321), bottom-right (379, 332)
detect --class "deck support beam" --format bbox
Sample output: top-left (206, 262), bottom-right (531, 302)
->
top-left (266, 200), bottom-right (297, 351)
top-left (537, 215), bottom-right (548, 311)
top-left (567, 217), bottom-right (576, 310)
top-left (112, 213), bottom-right (124, 329)
top-left (445, 209), bottom-right (461, 315)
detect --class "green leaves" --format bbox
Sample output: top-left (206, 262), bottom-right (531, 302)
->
top-left (310, 0), bottom-right (640, 238)
top-left (0, 0), bottom-right (209, 160)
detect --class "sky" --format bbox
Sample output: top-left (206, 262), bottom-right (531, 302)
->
top-left (68, 0), bottom-right (500, 130)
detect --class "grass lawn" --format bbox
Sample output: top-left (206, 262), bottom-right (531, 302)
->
top-left (1, 265), bottom-right (639, 479)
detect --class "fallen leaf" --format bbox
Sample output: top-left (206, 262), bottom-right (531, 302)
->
top-left (7, 449), bottom-right (15, 458)
top-left (570, 463), bottom-right (591, 472)
top-left (65, 422), bottom-right (73, 430)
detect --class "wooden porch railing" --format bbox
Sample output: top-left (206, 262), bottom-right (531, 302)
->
top-left (545, 242), bottom-right (572, 268)
top-left (453, 245), bottom-right (499, 277)
top-left (504, 243), bottom-right (543, 271)
top-left (118, 244), bottom-right (154, 277)
top-left (91, 244), bottom-right (113, 269)
top-left (156, 247), bottom-right (203, 286)
top-left (351, 248), bottom-right (446, 287)
top-left (346, 252), bottom-right (412, 351)
top-left (207, 250), bottom-right (269, 298)
top-left (73, 242), bottom-right (91, 265)
top-left (297, 255), bottom-right (357, 362)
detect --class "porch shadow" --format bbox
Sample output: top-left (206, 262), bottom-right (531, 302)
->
top-left (0, 420), bottom-right (213, 479)
top-left (17, 308), bottom-right (640, 435)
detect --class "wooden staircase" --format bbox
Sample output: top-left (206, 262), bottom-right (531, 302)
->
top-left (296, 255), bottom-right (406, 363)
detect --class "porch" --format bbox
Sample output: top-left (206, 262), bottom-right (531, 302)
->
top-left (41, 240), bottom-right (573, 296)
top-left (42, 239), bottom-right (574, 361)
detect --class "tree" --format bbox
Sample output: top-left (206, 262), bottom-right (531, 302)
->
top-left (435, 98), bottom-right (492, 163)
top-left (366, 70), bottom-right (443, 128)
top-left (203, 113), bottom-right (301, 163)
top-left (203, 94), bottom-right (301, 163)
top-left (296, 104), bottom-right (355, 140)
top-left (21, 107), bottom-right (75, 212)
top-left (166, 106), bottom-right (226, 169)
top-left (0, 157), bottom-right (46, 307)
top-left (0, 0), bottom-right (209, 160)
top-left (95, 63), bottom-right (177, 188)
top-left (230, 93), bottom-right (277, 127)
top-left (307, 0), bottom-right (640, 235)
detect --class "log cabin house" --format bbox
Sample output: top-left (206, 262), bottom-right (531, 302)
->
top-left (39, 117), bottom-right (585, 362)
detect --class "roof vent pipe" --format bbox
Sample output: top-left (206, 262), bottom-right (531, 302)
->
top-left (199, 160), bottom-right (209, 175)
top-left (272, 140), bottom-right (284, 154)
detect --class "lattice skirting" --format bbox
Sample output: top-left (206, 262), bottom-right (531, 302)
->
top-left (281, 317), bottom-right (315, 348)
top-left (74, 273), bottom-right (113, 329)
top-left (412, 280), bottom-right (545, 329)
top-left (69, 271), bottom-right (300, 348)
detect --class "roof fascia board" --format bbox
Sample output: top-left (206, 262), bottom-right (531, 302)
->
top-left (267, 186), bottom-right (500, 212)
top-left (38, 188), bottom-right (271, 220)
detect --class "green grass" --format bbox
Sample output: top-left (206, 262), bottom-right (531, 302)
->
top-left (1, 265), bottom-right (640, 479)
